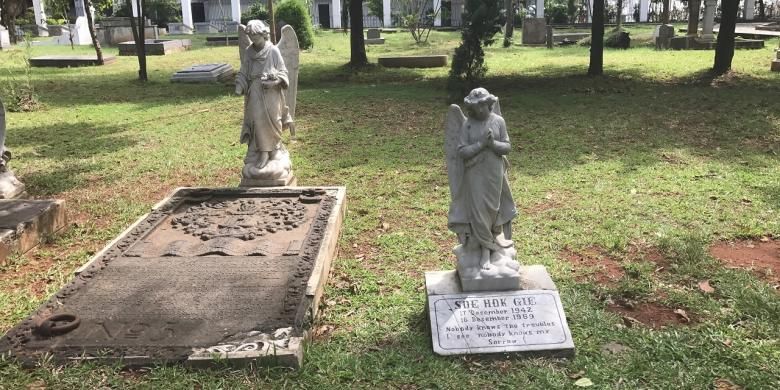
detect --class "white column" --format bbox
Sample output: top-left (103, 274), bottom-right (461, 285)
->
top-left (131, 0), bottom-right (139, 18)
top-left (181, 0), bottom-right (193, 32)
top-left (230, 0), bottom-right (241, 23)
top-left (639, 0), bottom-right (648, 22)
top-left (745, 0), bottom-right (755, 20)
top-left (75, 0), bottom-right (87, 17)
top-left (383, 0), bottom-right (392, 27)
top-left (587, 0), bottom-right (593, 22)
top-left (332, 0), bottom-right (342, 28)
top-left (536, 0), bottom-right (544, 18)
top-left (433, 0), bottom-right (441, 27)
top-left (701, 0), bottom-right (716, 39)
top-left (32, 0), bottom-right (48, 36)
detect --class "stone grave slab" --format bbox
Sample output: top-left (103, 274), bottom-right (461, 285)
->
top-left (29, 55), bottom-right (117, 67)
top-left (118, 39), bottom-right (191, 56)
top-left (206, 36), bottom-right (239, 46)
top-left (522, 18), bottom-right (547, 45)
top-left (0, 199), bottom-right (67, 264)
top-left (1, 187), bottom-right (346, 368)
top-left (378, 55), bottom-right (448, 68)
top-left (171, 63), bottom-right (234, 83)
top-left (425, 269), bottom-right (575, 357)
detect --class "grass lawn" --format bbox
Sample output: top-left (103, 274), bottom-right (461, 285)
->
top-left (0, 28), bottom-right (779, 389)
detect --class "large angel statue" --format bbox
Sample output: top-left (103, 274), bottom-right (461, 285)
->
top-left (446, 88), bottom-right (520, 283)
top-left (235, 21), bottom-right (300, 185)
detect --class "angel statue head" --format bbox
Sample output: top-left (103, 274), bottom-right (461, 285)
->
top-left (445, 88), bottom-right (520, 289)
top-left (463, 88), bottom-right (497, 120)
top-left (246, 20), bottom-right (271, 48)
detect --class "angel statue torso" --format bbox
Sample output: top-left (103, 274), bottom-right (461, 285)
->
top-left (445, 88), bottom-right (520, 283)
top-left (236, 20), bottom-right (299, 185)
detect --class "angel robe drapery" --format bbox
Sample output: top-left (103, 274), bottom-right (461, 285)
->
top-left (237, 43), bottom-right (290, 154)
top-left (448, 113), bottom-right (517, 251)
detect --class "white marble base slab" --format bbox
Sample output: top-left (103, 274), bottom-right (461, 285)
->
top-left (425, 269), bottom-right (575, 357)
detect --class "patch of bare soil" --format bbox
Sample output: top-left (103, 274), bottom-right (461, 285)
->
top-left (710, 238), bottom-right (780, 287)
top-left (626, 244), bottom-right (671, 273)
top-left (607, 302), bottom-right (695, 329)
top-left (562, 247), bottom-right (624, 286)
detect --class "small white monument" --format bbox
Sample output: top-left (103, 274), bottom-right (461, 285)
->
top-left (426, 88), bottom-right (574, 357)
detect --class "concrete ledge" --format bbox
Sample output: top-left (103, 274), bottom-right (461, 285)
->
top-left (206, 36), bottom-right (239, 46)
top-left (378, 55), bottom-right (447, 68)
top-left (30, 55), bottom-right (117, 67)
top-left (365, 38), bottom-right (385, 45)
top-left (0, 199), bottom-right (67, 264)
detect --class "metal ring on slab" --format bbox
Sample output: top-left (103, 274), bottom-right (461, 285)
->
top-left (34, 313), bottom-right (81, 336)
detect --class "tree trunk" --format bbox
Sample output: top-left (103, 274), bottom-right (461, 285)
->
top-left (349, 0), bottom-right (368, 66)
top-left (687, 0), bottom-right (701, 36)
top-left (83, 0), bottom-right (104, 65)
top-left (662, 0), bottom-right (670, 24)
top-left (757, 0), bottom-right (765, 19)
top-left (616, 0), bottom-right (623, 28)
top-left (713, 0), bottom-right (738, 74)
top-left (267, 0), bottom-right (276, 43)
top-left (504, 0), bottom-right (514, 46)
top-left (130, 0), bottom-right (148, 81)
top-left (589, 0), bottom-right (604, 75)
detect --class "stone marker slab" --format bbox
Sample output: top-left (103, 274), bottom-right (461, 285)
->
top-left (0, 199), bottom-right (67, 265)
top-left (522, 18), bottom-right (547, 45)
top-left (425, 269), bottom-right (574, 357)
top-left (29, 55), bottom-right (117, 67)
top-left (1, 187), bottom-right (346, 368)
top-left (171, 63), bottom-right (234, 83)
top-left (206, 36), bottom-right (239, 46)
top-left (118, 39), bottom-right (191, 56)
top-left (378, 55), bottom-right (447, 68)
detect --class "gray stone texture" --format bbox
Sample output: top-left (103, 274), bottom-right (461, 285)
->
top-left (522, 18), bottom-right (547, 45)
top-left (118, 39), bottom-right (191, 56)
top-left (0, 199), bottom-right (67, 264)
top-left (29, 55), bottom-right (117, 67)
top-left (171, 63), bottom-right (235, 83)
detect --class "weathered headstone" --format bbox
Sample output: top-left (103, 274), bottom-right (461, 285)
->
top-left (429, 88), bottom-right (575, 357)
top-left (366, 28), bottom-right (385, 44)
top-left (118, 39), bottom-right (191, 56)
top-left (772, 49), bottom-right (780, 72)
top-left (29, 55), bottom-right (117, 67)
top-left (654, 24), bottom-right (675, 49)
top-left (1, 187), bottom-right (346, 368)
top-left (522, 18), bottom-right (547, 45)
top-left (0, 26), bottom-right (10, 51)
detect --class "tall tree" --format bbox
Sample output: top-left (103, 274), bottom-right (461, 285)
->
top-left (589, 0), bottom-right (604, 75)
top-left (0, 0), bottom-right (26, 44)
top-left (687, 0), bottom-right (701, 37)
top-left (267, 0), bottom-right (276, 43)
top-left (129, 0), bottom-right (148, 81)
top-left (83, 0), bottom-right (104, 65)
top-left (503, 0), bottom-right (514, 47)
top-left (713, 0), bottom-right (739, 74)
top-left (616, 0), bottom-right (624, 28)
top-left (447, 0), bottom-right (503, 99)
top-left (662, 0), bottom-right (670, 23)
top-left (349, 0), bottom-right (368, 66)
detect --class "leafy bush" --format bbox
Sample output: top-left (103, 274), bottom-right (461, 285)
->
top-left (274, 0), bottom-right (314, 49)
top-left (546, 3), bottom-right (569, 24)
top-left (447, 0), bottom-right (504, 101)
top-left (241, 1), bottom-right (270, 25)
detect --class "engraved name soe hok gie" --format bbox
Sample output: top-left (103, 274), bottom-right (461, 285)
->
top-left (433, 293), bottom-right (567, 349)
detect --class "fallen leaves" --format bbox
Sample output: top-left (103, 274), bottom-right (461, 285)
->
top-left (574, 378), bottom-right (594, 387)
top-left (601, 341), bottom-right (632, 355)
top-left (698, 280), bottom-right (715, 294)
top-left (673, 308), bottom-right (691, 323)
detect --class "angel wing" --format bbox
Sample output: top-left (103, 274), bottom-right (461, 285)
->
top-left (277, 25), bottom-right (300, 123)
top-left (445, 104), bottom-right (466, 204)
top-left (237, 24), bottom-right (252, 64)
top-left (492, 97), bottom-right (502, 117)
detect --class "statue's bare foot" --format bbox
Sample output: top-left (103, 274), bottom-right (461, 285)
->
top-left (256, 152), bottom-right (270, 170)
top-left (479, 249), bottom-right (491, 270)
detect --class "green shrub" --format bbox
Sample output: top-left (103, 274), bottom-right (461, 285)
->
top-left (241, 1), bottom-right (270, 25)
top-left (274, 0), bottom-right (314, 50)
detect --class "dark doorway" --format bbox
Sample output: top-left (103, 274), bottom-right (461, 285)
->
top-left (192, 3), bottom-right (206, 23)
top-left (318, 4), bottom-right (331, 28)
top-left (441, 1), bottom-right (452, 27)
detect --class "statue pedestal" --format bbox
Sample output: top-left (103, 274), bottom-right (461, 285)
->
top-left (457, 264), bottom-right (556, 292)
top-left (0, 170), bottom-right (25, 199)
top-left (0, 199), bottom-right (67, 265)
top-left (425, 267), bottom-right (575, 357)
top-left (239, 172), bottom-right (297, 187)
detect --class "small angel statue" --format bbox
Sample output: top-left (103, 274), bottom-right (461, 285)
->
top-left (445, 88), bottom-right (520, 282)
top-left (236, 20), bottom-right (299, 185)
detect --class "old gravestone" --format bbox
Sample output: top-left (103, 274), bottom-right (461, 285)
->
top-left (522, 18), bottom-right (547, 45)
top-left (1, 187), bottom-right (346, 367)
top-left (428, 88), bottom-right (574, 357)
top-left (366, 28), bottom-right (385, 45)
